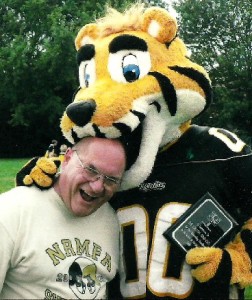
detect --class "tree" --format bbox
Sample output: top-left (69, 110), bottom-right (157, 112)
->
top-left (0, 0), bottom-right (133, 157)
top-left (174, 0), bottom-right (252, 143)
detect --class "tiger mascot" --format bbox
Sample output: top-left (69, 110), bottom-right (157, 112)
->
top-left (16, 4), bottom-right (252, 299)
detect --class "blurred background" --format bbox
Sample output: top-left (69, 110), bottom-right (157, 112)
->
top-left (0, 0), bottom-right (251, 157)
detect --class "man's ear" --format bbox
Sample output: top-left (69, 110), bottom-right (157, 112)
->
top-left (63, 148), bottom-right (74, 164)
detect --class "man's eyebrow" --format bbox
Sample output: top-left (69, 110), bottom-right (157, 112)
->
top-left (109, 34), bottom-right (148, 53)
top-left (87, 164), bottom-right (97, 170)
top-left (88, 164), bottom-right (121, 180)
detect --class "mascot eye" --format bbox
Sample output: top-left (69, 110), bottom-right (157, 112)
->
top-left (108, 51), bottom-right (151, 83)
top-left (84, 71), bottom-right (90, 87)
top-left (79, 59), bottom-right (96, 88)
top-left (122, 55), bottom-right (140, 82)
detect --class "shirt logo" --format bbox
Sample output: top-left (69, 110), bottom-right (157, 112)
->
top-left (139, 181), bottom-right (166, 192)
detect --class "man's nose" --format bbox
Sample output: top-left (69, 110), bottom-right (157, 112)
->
top-left (89, 176), bottom-right (105, 193)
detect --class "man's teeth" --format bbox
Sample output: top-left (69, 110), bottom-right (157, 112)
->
top-left (80, 189), bottom-right (97, 201)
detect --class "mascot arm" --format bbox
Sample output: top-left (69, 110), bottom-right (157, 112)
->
top-left (16, 157), bottom-right (61, 190)
top-left (186, 218), bottom-right (252, 288)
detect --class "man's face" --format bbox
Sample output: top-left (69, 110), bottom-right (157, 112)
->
top-left (55, 137), bottom-right (125, 217)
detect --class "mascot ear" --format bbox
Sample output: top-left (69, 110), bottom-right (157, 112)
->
top-left (75, 23), bottom-right (99, 50)
top-left (141, 7), bottom-right (177, 43)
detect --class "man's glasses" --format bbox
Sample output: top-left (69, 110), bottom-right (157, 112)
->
top-left (73, 149), bottom-right (121, 188)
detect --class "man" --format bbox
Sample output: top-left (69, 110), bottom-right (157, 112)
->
top-left (45, 139), bottom-right (59, 158)
top-left (0, 137), bottom-right (126, 299)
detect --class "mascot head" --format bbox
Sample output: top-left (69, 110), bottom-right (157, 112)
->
top-left (60, 3), bottom-right (212, 190)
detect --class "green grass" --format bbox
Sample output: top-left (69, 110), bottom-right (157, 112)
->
top-left (245, 286), bottom-right (252, 299)
top-left (0, 159), bottom-right (252, 297)
top-left (0, 158), bottom-right (30, 193)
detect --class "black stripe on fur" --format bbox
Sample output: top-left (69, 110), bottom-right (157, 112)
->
top-left (149, 71), bottom-right (177, 116)
top-left (169, 66), bottom-right (212, 114)
top-left (241, 229), bottom-right (252, 260)
top-left (113, 123), bottom-right (132, 136)
top-left (130, 110), bottom-right (146, 122)
top-left (92, 124), bottom-right (106, 138)
top-left (16, 157), bottom-right (39, 186)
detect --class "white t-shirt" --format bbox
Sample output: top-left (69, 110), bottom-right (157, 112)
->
top-left (0, 186), bottom-right (119, 299)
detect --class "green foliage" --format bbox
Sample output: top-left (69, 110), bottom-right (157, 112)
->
top-left (0, 0), bottom-right (137, 157)
top-left (174, 0), bottom-right (252, 143)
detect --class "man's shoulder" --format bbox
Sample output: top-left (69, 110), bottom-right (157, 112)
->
top-left (0, 186), bottom-right (51, 200)
top-left (0, 186), bottom-right (32, 201)
top-left (0, 187), bottom-right (58, 233)
top-left (0, 186), bottom-right (55, 212)
top-left (98, 202), bottom-right (118, 217)
top-left (96, 203), bottom-right (119, 225)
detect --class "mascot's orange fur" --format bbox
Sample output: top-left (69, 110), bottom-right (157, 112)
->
top-left (17, 4), bottom-right (252, 299)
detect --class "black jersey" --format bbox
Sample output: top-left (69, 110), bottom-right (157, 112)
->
top-left (110, 125), bottom-right (252, 300)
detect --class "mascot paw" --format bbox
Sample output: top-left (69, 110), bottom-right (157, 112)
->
top-left (186, 247), bottom-right (224, 282)
top-left (225, 229), bottom-right (252, 288)
top-left (23, 175), bottom-right (34, 186)
top-left (16, 157), bottom-right (61, 190)
top-left (36, 157), bottom-right (61, 174)
top-left (186, 229), bottom-right (252, 287)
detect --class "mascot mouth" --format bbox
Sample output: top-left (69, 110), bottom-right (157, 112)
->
top-left (63, 95), bottom-right (152, 148)
top-left (64, 99), bottom-right (162, 174)
top-left (119, 123), bottom-right (143, 171)
top-left (66, 106), bottom-right (145, 154)
top-left (67, 108), bottom-right (144, 172)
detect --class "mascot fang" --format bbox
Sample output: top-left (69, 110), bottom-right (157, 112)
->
top-left (17, 4), bottom-right (252, 300)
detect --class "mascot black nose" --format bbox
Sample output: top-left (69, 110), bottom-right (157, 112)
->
top-left (66, 100), bottom-right (96, 127)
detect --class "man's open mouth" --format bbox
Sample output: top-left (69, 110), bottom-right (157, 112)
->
top-left (80, 189), bottom-right (98, 202)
